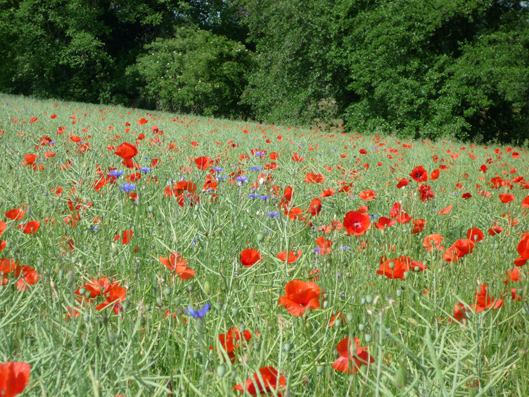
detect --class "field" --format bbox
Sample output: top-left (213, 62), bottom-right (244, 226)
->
top-left (0, 93), bottom-right (528, 397)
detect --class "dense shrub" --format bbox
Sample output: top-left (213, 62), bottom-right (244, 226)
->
top-left (129, 27), bottom-right (255, 118)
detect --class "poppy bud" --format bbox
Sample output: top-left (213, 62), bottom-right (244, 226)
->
top-left (388, 261), bottom-right (395, 270)
top-left (323, 300), bottom-right (328, 308)
top-left (366, 295), bottom-right (373, 304)
top-left (515, 334), bottom-right (524, 342)
top-left (334, 319), bottom-right (341, 328)
top-left (67, 270), bottom-right (75, 286)
top-left (359, 323), bottom-right (365, 331)
top-left (396, 288), bottom-right (403, 297)
top-left (346, 313), bottom-right (354, 322)
top-left (148, 206), bottom-right (154, 213)
top-left (83, 312), bottom-right (90, 323)
top-left (256, 232), bottom-right (265, 242)
top-left (403, 271), bottom-right (409, 279)
top-left (316, 365), bottom-right (325, 374)
top-left (204, 281), bottom-right (211, 295)
top-left (284, 343), bottom-right (292, 353)
top-left (216, 300), bottom-right (224, 311)
top-left (407, 318), bottom-right (419, 327)
top-left (231, 369), bottom-right (238, 380)
top-left (111, 242), bottom-right (119, 255)
top-left (79, 287), bottom-right (87, 296)
top-left (122, 300), bottom-right (130, 312)
top-left (70, 256), bottom-right (77, 264)
top-left (187, 284), bottom-right (194, 292)
top-left (156, 297), bottom-right (162, 306)
top-left (254, 342), bottom-right (261, 351)
top-left (217, 365), bottom-right (226, 378)
top-left (58, 269), bottom-right (64, 279)
top-left (231, 307), bottom-right (239, 316)
top-left (394, 361), bottom-right (407, 389)
top-left (361, 297), bottom-right (366, 305)
top-left (364, 333), bottom-right (372, 343)
top-left (519, 348), bottom-right (527, 358)
top-left (145, 304), bottom-right (151, 312)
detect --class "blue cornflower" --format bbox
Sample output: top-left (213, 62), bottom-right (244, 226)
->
top-left (338, 246), bottom-right (351, 251)
top-left (369, 215), bottom-right (379, 219)
top-left (144, 157), bottom-right (149, 160)
top-left (213, 167), bottom-right (223, 172)
top-left (248, 193), bottom-right (259, 199)
top-left (237, 176), bottom-right (248, 183)
top-left (109, 170), bottom-right (124, 178)
top-left (89, 226), bottom-right (99, 232)
top-left (140, 167), bottom-right (151, 172)
top-left (259, 195), bottom-right (270, 201)
top-left (185, 302), bottom-right (210, 319)
top-left (254, 152), bottom-right (265, 158)
top-left (332, 149), bottom-right (337, 152)
top-left (120, 183), bottom-right (135, 193)
top-left (250, 166), bottom-right (263, 171)
top-left (5, 102), bottom-right (8, 105)
top-left (349, 194), bottom-right (354, 199)
top-left (315, 247), bottom-right (321, 254)
top-left (267, 211), bottom-right (280, 218)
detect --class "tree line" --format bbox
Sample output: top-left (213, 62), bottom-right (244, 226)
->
top-left (1, 0), bottom-right (528, 142)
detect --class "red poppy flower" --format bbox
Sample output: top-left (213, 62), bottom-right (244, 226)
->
top-left (443, 239), bottom-right (475, 262)
top-left (409, 166), bottom-right (428, 182)
top-left (304, 172), bottom-right (325, 183)
top-left (411, 219), bottom-right (426, 234)
top-left (418, 184), bottom-right (435, 202)
top-left (503, 268), bottom-right (522, 285)
top-left (430, 169), bottom-right (440, 180)
top-left (240, 249), bottom-right (262, 268)
top-left (471, 284), bottom-right (504, 313)
top-left (521, 196), bottom-right (529, 208)
top-left (22, 154), bottom-right (38, 166)
top-left (374, 217), bottom-right (396, 229)
top-left (96, 284), bottom-right (127, 315)
top-left (343, 211), bottom-right (370, 235)
top-left (114, 230), bottom-right (133, 244)
top-left (194, 156), bottom-right (211, 170)
top-left (309, 198), bottom-right (322, 216)
top-left (217, 327), bottom-right (252, 363)
top-left (396, 178), bottom-right (409, 189)
top-left (462, 193), bottom-right (472, 200)
top-left (160, 252), bottom-right (195, 280)
top-left (438, 205), bottom-right (452, 215)
top-left (18, 221), bottom-right (40, 234)
top-left (0, 361), bottom-right (31, 397)
top-left (359, 190), bottom-right (377, 201)
top-left (277, 250), bottom-right (302, 264)
top-left (285, 207), bottom-right (305, 221)
top-left (499, 193), bottom-right (515, 204)
top-left (138, 118), bottom-right (148, 125)
top-left (114, 142), bottom-right (138, 168)
top-left (487, 223), bottom-right (504, 236)
top-left (233, 366), bottom-right (286, 396)
top-left (423, 234), bottom-right (444, 252)
top-left (389, 203), bottom-right (402, 218)
top-left (13, 265), bottom-right (40, 291)
top-left (315, 236), bottom-right (333, 255)
top-left (291, 152), bottom-right (305, 162)
top-left (5, 208), bottom-right (25, 221)
top-left (377, 256), bottom-right (410, 280)
top-left (320, 188), bottom-right (335, 198)
top-left (466, 228), bottom-right (484, 243)
top-left (395, 213), bottom-right (412, 224)
top-left (278, 280), bottom-right (320, 316)
top-left (332, 337), bottom-right (374, 374)
top-left (514, 233), bottom-right (529, 267)
top-left (0, 241), bottom-right (6, 251)
top-left (449, 302), bottom-right (470, 323)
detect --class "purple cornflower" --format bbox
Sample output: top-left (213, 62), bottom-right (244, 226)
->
top-left (248, 193), bottom-right (259, 199)
top-left (185, 302), bottom-right (210, 319)
top-left (140, 167), bottom-right (151, 172)
top-left (109, 170), bottom-right (124, 178)
top-left (267, 211), bottom-right (280, 218)
top-left (120, 183), bottom-right (135, 193)
top-left (237, 176), bottom-right (248, 183)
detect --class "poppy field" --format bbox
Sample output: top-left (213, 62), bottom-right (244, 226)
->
top-left (1, 93), bottom-right (529, 396)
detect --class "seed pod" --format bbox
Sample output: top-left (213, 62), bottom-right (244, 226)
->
top-left (217, 365), bottom-right (226, 378)
top-left (365, 295), bottom-right (373, 304)
top-left (394, 361), bottom-right (407, 390)
top-left (364, 333), bottom-right (372, 343)
top-left (256, 232), bottom-right (265, 242)
top-left (111, 242), bottom-right (119, 255)
top-left (204, 281), bottom-right (211, 295)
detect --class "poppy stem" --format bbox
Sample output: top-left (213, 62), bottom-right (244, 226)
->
top-left (302, 316), bottom-right (318, 381)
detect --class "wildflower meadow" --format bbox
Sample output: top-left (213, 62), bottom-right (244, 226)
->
top-left (0, 93), bottom-right (528, 396)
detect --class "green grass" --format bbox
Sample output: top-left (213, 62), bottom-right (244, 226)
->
top-left (0, 93), bottom-right (528, 396)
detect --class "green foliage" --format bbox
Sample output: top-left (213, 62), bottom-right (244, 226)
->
top-left (241, 0), bottom-right (529, 142)
top-left (129, 27), bottom-right (255, 118)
